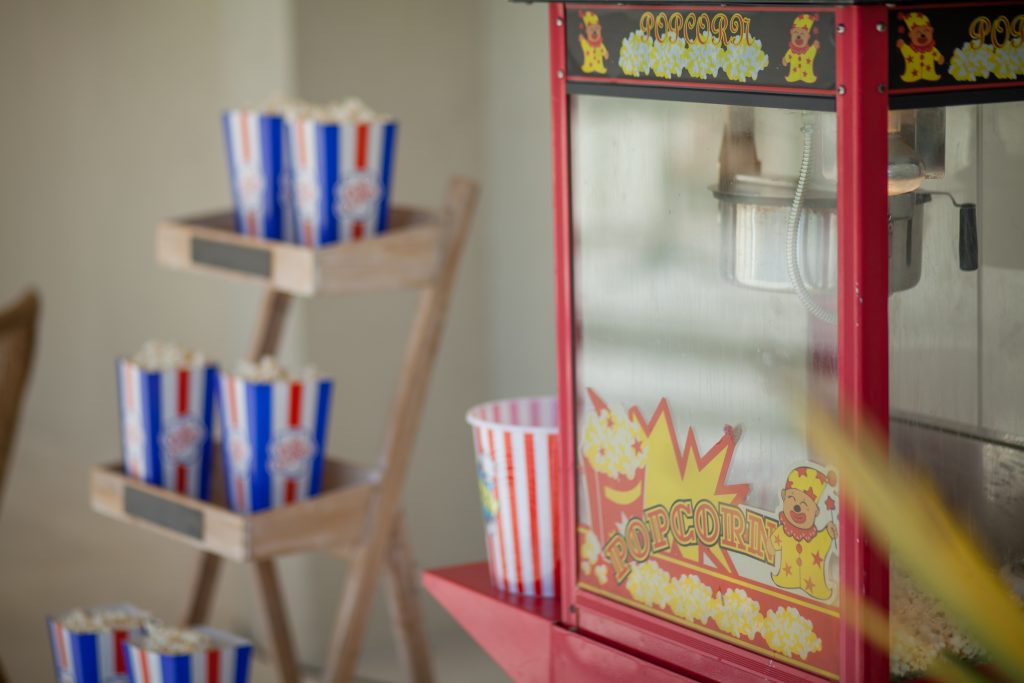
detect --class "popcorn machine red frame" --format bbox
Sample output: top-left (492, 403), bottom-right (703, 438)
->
top-left (425, 2), bottom-right (1024, 681)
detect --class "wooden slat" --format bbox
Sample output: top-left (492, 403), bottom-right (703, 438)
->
top-left (248, 488), bottom-right (372, 559)
top-left (156, 208), bottom-right (442, 296)
top-left (90, 464), bottom-right (249, 561)
top-left (314, 223), bottom-right (442, 294)
top-left (90, 458), bottom-right (377, 563)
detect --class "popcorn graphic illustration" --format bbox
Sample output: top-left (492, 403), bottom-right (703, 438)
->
top-left (763, 606), bottom-right (823, 660)
top-left (616, 29), bottom-right (768, 83)
top-left (949, 41), bottom-right (995, 82)
top-left (992, 38), bottom-right (1023, 79)
top-left (711, 588), bottom-right (763, 640)
top-left (625, 560), bottom-right (673, 609)
top-left (580, 398), bottom-right (649, 543)
top-left (580, 529), bottom-right (601, 567)
top-left (619, 30), bottom-right (654, 77)
top-left (723, 37), bottom-right (769, 82)
top-left (651, 33), bottom-right (686, 79)
top-left (685, 33), bottom-right (724, 80)
top-left (666, 574), bottom-right (715, 625)
top-left (581, 404), bottom-right (648, 479)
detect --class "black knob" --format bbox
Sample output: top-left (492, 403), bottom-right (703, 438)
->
top-left (959, 204), bottom-right (979, 272)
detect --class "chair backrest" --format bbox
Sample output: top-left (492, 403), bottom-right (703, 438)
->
top-left (0, 290), bottom-right (39, 503)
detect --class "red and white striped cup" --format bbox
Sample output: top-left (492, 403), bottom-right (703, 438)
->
top-left (466, 397), bottom-right (560, 598)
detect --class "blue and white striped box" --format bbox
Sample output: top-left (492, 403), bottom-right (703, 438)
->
top-left (47, 603), bottom-right (149, 683)
top-left (222, 109), bottom-right (289, 241)
top-left (116, 359), bottom-right (217, 500)
top-left (284, 115), bottom-right (397, 246)
top-left (124, 627), bottom-right (251, 683)
top-left (217, 371), bottom-right (333, 513)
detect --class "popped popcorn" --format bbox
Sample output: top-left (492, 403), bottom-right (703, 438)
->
top-left (60, 607), bottom-right (151, 634)
top-left (626, 559), bottom-right (673, 609)
top-left (890, 567), bottom-right (985, 678)
top-left (595, 563), bottom-right (609, 585)
top-left (666, 574), bottom-right (715, 625)
top-left (993, 38), bottom-right (1024, 80)
top-left (131, 340), bottom-right (205, 371)
top-left (949, 41), bottom-right (996, 82)
top-left (684, 32), bottom-right (724, 80)
top-left (723, 37), bottom-right (769, 83)
top-left (762, 606), bottom-right (823, 660)
top-left (711, 588), bottom-right (763, 640)
top-left (138, 625), bottom-right (212, 655)
top-left (235, 355), bottom-right (317, 383)
top-left (276, 97), bottom-right (392, 124)
top-left (581, 405), bottom-right (648, 479)
top-left (619, 30), bottom-right (654, 77)
top-left (651, 33), bottom-right (686, 79)
top-left (580, 529), bottom-right (601, 566)
top-left (326, 97), bottom-right (391, 124)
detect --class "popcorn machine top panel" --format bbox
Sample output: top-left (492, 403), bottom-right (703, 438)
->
top-left (561, 3), bottom-right (1024, 110)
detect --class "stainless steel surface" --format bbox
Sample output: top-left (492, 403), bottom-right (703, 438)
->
top-left (895, 108), bottom-right (946, 180)
top-left (720, 200), bottom-right (838, 292)
top-left (719, 189), bottom-right (925, 294)
top-left (887, 193), bottom-right (925, 293)
top-left (892, 413), bottom-right (1024, 566)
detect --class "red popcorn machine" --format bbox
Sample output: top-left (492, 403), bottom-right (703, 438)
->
top-left (424, 2), bottom-right (1024, 681)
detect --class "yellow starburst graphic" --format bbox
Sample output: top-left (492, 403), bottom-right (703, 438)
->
top-left (631, 399), bottom-right (750, 574)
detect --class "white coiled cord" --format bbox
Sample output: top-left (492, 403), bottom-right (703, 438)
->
top-left (786, 117), bottom-right (837, 325)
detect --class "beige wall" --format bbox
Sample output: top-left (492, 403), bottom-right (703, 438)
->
top-left (0, 0), bottom-right (552, 680)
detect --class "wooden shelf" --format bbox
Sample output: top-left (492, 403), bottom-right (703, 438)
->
top-left (156, 208), bottom-right (443, 296)
top-left (90, 456), bottom-right (378, 562)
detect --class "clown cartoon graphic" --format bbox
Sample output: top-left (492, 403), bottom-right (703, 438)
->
top-left (579, 11), bottom-right (609, 75)
top-left (783, 14), bottom-right (821, 84)
top-left (896, 12), bottom-right (945, 82)
top-left (770, 465), bottom-right (838, 601)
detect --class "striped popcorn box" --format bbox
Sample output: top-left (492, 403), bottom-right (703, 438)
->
top-left (217, 370), bottom-right (332, 513)
top-left (124, 627), bottom-right (252, 683)
top-left (47, 603), bottom-right (150, 683)
top-left (284, 113), bottom-right (397, 246)
top-left (222, 109), bottom-right (290, 240)
top-left (116, 358), bottom-right (216, 499)
top-left (466, 397), bottom-right (560, 598)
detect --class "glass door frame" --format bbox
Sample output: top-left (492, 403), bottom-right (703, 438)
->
top-left (548, 3), bottom-right (891, 681)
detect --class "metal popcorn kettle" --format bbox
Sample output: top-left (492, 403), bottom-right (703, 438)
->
top-left (716, 108), bottom-right (977, 323)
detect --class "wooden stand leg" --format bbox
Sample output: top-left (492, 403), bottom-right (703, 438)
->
top-left (249, 290), bottom-right (291, 360)
top-left (181, 288), bottom-right (293, 640)
top-left (181, 552), bottom-right (222, 625)
top-left (323, 180), bottom-right (478, 683)
top-left (252, 559), bottom-right (300, 683)
top-left (384, 517), bottom-right (434, 683)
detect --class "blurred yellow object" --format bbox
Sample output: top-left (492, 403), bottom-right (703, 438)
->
top-left (798, 401), bottom-right (1024, 682)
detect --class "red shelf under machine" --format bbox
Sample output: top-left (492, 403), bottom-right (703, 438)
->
top-left (425, 2), bottom-right (1024, 681)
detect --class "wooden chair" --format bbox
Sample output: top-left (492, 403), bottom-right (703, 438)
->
top-left (0, 289), bottom-right (40, 683)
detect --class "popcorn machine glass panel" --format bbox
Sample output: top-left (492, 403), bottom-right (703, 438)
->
top-left (571, 96), bottom-right (843, 678)
top-left (889, 100), bottom-right (1024, 678)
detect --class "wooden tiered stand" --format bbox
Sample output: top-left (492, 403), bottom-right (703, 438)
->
top-left (90, 178), bottom-right (479, 683)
